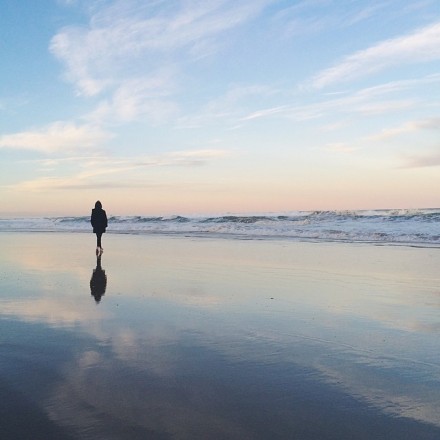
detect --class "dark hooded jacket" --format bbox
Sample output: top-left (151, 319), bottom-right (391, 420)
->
top-left (91, 201), bottom-right (108, 234)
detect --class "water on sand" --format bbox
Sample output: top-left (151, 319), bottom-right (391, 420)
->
top-left (0, 232), bottom-right (439, 439)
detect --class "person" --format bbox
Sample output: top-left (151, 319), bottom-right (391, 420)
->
top-left (90, 200), bottom-right (108, 254)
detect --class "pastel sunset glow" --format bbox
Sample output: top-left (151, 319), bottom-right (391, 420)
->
top-left (1, 0), bottom-right (439, 216)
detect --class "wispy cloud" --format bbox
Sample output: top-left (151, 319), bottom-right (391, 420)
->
top-left (176, 84), bottom-right (277, 128)
top-left (0, 122), bottom-right (112, 154)
top-left (242, 75), bottom-right (440, 123)
top-left (368, 117), bottom-right (440, 141)
top-left (308, 21), bottom-right (440, 89)
top-left (400, 151), bottom-right (440, 168)
top-left (273, 0), bottom-right (388, 38)
top-left (355, 99), bottom-right (415, 116)
top-left (365, 115), bottom-right (440, 168)
top-left (164, 149), bottom-right (229, 166)
top-left (239, 105), bottom-right (288, 122)
top-left (51, 0), bottom-right (272, 97)
top-left (241, 90), bottom-right (405, 122)
top-left (86, 71), bottom-right (178, 125)
top-left (11, 149), bottom-right (230, 191)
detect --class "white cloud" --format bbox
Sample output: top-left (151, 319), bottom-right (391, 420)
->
top-left (0, 122), bottom-right (112, 154)
top-left (309, 21), bottom-right (440, 89)
top-left (86, 71), bottom-right (178, 124)
top-left (51, 0), bottom-right (272, 96)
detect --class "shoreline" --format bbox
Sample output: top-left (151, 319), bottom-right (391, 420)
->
top-left (1, 209), bottom-right (439, 247)
top-left (1, 229), bottom-right (439, 249)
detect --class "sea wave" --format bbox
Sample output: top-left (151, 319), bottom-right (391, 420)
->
top-left (0, 209), bottom-right (439, 246)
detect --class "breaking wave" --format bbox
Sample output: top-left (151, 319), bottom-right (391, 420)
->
top-left (0, 209), bottom-right (439, 246)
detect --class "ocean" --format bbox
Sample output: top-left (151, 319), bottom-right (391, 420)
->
top-left (1, 208), bottom-right (439, 246)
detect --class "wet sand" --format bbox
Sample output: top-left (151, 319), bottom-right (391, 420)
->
top-left (0, 232), bottom-right (439, 439)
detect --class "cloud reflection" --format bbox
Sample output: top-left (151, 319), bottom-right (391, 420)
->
top-left (1, 234), bottom-right (440, 436)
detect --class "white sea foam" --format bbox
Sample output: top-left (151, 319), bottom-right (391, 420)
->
top-left (0, 209), bottom-right (439, 246)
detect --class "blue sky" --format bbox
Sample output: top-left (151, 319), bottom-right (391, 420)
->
top-left (1, 0), bottom-right (440, 215)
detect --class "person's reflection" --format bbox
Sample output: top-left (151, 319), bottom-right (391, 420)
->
top-left (90, 255), bottom-right (107, 303)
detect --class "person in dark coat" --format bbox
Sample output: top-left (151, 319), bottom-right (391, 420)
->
top-left (91, 200), bottom-right (108, 254)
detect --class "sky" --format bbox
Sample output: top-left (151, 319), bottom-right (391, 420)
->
top-left (1, 0), bottom-right (440, 216)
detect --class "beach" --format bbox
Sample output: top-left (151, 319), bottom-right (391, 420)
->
top-left (1, 231), bottom-right (439, 439)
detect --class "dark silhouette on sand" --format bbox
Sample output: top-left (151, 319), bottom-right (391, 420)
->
top-left (90, 200), bottom-right (108, 255)
top-left (90, 255), bottom-right (107, 304)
